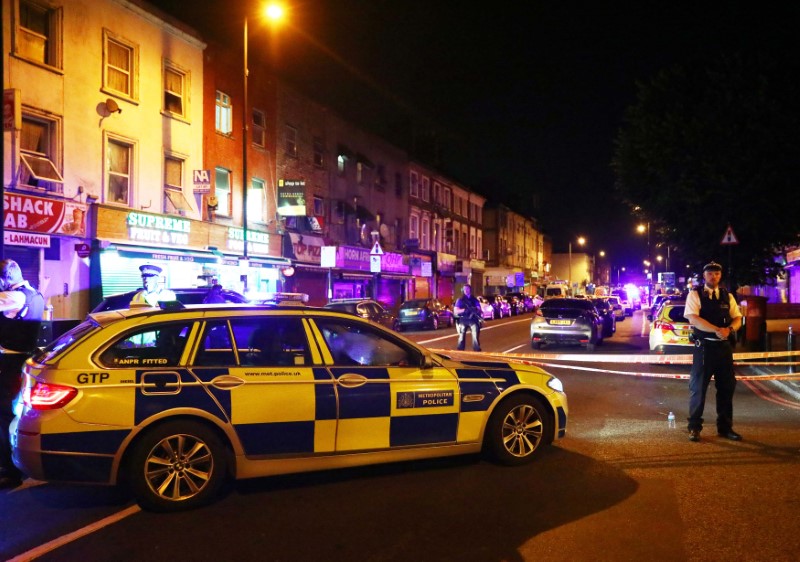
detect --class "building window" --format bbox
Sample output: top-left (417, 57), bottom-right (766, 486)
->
top-left (313, 196), bottom-right (324, 216)
top-left (163, 62), bottom-right (188, 118)
top-left (337, 155), bottom-right (346, 175)
top-left (252, 108), bottom-right (266, 147)
top-left (409, 214), bottom-right (419, 242)
top-left (421, 216), bottom-right (429, 250)
top-left (106, 138), bottom-right (133, 205)
top-left (248, 178), bottom-right (265, 223)
top-left (19, 112), bottom-right (63, 192)
top-left (443, 188), bottom-right (452, 210)
top-left (215, 167), bottom-right (231, 216)
top-left (356, 162), bottom-right (364, 184)
top-left (284, 125), bottom-right (297, 157)
top-left (421, 176), bottom-right (430, 202)
top-left (215, 91), bottom-right (232, 135)
top-left (164, 156), bottom-right (192, 215)
top-left (15, 0), bottom-right (62, 68)
top-left (313, 137), bottom-right (324, 167)
top-left (103, 30), bottom-right (138, 100)
top-left (409, 171), bottom-right (419, 198)
top-left (376, 164), bottom-right (386, 187)
top-left (395, 172), bottom-right (402, 198)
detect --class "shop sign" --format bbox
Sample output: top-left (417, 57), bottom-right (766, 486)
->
top-left (277, 179), bottom-right (306, 216)
top-left (126, 211), bottom-right (190, 245)
top-left (227, 227), bottom-right (270, 254)
top-left (4, 230), bottom-right (50, 248)
top-left (75, 243), bottom-right (91, 258)
top-left (337, 246), bottom-right (408, 274)
top-left (3, 192), bottom-right (87, 236)
top-left (288, 232), bottom-right (323, 264)
top-left (192, 169), bottom-right (211, 193)
top-left (410, 254), bottom-right (433, 277)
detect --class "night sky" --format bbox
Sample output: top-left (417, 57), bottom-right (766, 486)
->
top-left (152, 0), bottom-right (798, 271)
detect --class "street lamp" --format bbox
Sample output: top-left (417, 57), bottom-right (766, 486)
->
top-left (568, 236), bottom-right (585, 296)
top-left (638, 222), bottom-right (651, 302)
top-left (242, 3), bottom-right (285, 264)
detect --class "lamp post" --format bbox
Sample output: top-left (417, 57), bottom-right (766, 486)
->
top-left (638, 222), bottom-right (651, 302)
top-left (242, 3), bottom-right (285, 266)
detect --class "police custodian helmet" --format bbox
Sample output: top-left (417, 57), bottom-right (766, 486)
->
top-left (702, 261), bottom-right (723, 273)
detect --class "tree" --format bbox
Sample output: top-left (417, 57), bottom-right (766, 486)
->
top-left (612, 53), bottom-right (800, 289)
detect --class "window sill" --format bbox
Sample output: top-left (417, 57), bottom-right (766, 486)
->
top-left (10, 53), bottom-right (64, 75)
top-left (161, 110), bottom-right (191, 125)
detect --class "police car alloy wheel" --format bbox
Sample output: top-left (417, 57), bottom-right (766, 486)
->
top-left (485, 394), bottom-right (552, 465)
top-left (128, 421), bottom-right (228, 512)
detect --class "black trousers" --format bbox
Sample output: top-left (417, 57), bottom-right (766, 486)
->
top-left (0, 354), bottom-right (27, 477)
top-left (687, 341), bottom-right (736, 433)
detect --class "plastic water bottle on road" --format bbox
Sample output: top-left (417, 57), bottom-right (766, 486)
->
top-left (667, 411), bottom-right (676, 429)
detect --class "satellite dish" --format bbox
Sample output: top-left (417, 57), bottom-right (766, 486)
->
top-left (379, 223), bottom-right (389, 238)
top-left (105, 98), bottom-right (122, 114)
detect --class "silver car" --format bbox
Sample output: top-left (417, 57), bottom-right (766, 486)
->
top-left (530, 298), bottom-right (604, 351)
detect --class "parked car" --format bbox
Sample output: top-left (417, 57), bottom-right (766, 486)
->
top-left (90, 286), bottom-right (249, 313)
top-left (648, 300), bottom-right (693, 353)
top-left (589, 297), bottom-right (617, 338)
top-left (605, 295), bottom-right (625, 321)
top-left (611, 289), bottom-right (633, 316)
top-left (11, 300), bottom-right (568, 511)
top-left (323, 298), bottom-right (398, 330)
top-left (485, 294), bottom-right (512, 319)
top-left (505, 292), bottom-right (536, 314)
top-left (476, 296), bottom-right (497, 320)
top-left (396, 298), bottom-right (454, 331)
top-left (530, 298), bottom-right (604, 351)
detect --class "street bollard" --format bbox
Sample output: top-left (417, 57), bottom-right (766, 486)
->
top-left (789, 326), bottom-right (795, 374)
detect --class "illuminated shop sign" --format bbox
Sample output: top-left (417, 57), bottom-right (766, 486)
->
top-left (227, 227), bottom-right (270, 254)
top-left (126, 212), bottom-right (190, 245)
top-left (336, 245), bottom-right (408, 274)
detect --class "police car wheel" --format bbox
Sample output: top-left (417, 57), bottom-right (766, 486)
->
top-left (485, 394), bottom-right (552, 466)
top-left (128, 421), bottom-right (228, 512)
top-left (431, 316), bottom-right (439, 330)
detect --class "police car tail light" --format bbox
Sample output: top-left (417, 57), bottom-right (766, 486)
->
top-left (28, 381), bottom-right (78, 410)
top-left (654, 320), bottom-right (675, 333)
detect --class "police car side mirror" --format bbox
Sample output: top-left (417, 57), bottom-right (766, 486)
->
top-left (422, 354), bottom-right (435, 370)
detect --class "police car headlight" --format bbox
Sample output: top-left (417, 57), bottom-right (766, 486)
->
top-left (546, 376), bottom-right (564, 393)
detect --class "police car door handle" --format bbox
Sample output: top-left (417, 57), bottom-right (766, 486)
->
top-left (210, 374), bottom-right (246, 390)
top-left (337, 373), bottom-right (368, 388)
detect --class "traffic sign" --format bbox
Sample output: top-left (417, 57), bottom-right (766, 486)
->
top-left (371, 241), bottom-right (384, 255)
top-left (370, 254), bottom-right (381, 272)
top-left (721, 225), bottom-right (739, 245)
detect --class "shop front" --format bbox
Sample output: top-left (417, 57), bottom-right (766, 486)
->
top-left (91, 205), bottom-right (287, 310)
top-left (284, 232), bottom-right (327, 306)
top-left (483, 267), bottom-right (525, 294)
top-left (334, 245), bottom-right (410, 311)
top-left (408, 251), bottom-right (434, 301)
top-left (2, 191), bottom-right (90, 321)
top-left (436, 252), bottom-right (457, 305)
top-left (455, 258), bottom-right (486, 295)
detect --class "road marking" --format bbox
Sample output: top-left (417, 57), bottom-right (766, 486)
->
top-left (417, 317), bottom-right (530, 345)
top-left (8, 505), bottom-right (141, 561)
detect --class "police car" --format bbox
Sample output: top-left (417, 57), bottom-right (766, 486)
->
top-left (11, 297), bottom-right (568, 512)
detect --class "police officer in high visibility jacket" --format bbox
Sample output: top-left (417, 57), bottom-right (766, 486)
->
top-left (684, 261), bottom-right (743, 443)
top-left (130, 264), bottom-right (176, 307)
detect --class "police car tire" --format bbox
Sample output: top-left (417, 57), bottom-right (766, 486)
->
top-left (485, 394), bottom-right (552, 466)
top-left (128, 421), bottom-right (228, 512)
top-left (431, 316), bottom-right (439, 330)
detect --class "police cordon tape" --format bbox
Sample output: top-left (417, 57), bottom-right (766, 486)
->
top-left (430, 349), bottom-right (800, 381)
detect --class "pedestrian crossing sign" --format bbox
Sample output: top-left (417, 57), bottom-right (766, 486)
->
top-left (721, 225), bottom-right (739, 245)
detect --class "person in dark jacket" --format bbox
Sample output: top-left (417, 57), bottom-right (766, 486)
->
top-left (454, 285), bottom-right (482, 351)
top-left (202, 284), bottom-right (227, 304)
top-left (0, 259), bottom-right (45, 488)
top-left (684, 261), bottom-right (743, 443)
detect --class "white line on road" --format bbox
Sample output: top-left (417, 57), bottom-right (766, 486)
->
top-left (8, 505), bottom-right (141, 561)
top-left (417, 317), bottom-right (530, 345)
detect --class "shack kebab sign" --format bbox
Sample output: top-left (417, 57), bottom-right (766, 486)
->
top-left (3, 192), bottom-right (89, 247)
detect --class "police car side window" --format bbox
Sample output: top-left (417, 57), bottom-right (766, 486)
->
top-left (194, 321), bottom-right (235, 366)
top-left (315, 318), bottom-right (419, 367)
top-left (232, 317), bottom-right (310, 367)
top-left (98, 322), bottom-right (191, 368)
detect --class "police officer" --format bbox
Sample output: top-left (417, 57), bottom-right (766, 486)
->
top-left (130, 264), bottom-right (176, 307)
top-left (684, 261), bottom-right (743, 442)
top-left (454, 285), bottom-right (482, 352)
top-left (0, 259), bottom-right (45, 488)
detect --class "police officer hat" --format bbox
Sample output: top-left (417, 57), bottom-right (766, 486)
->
top-left (702, 261), bottom-right (723, 273)
top-left (139, 264), bottom-right (163, 277)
